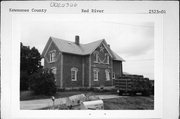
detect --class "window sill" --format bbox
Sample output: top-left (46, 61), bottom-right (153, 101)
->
top-left (71, 80), bottom-right (77, 81)
top-left (49, 61), bottom-right (55, 63)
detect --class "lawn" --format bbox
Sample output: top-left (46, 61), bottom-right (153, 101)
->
top-left (40, 96), bottom-right (154, 110)
top-left (20, 90), bottom-right (117, 101)
top-left (20, 91), bottom-right (154, 110)
top-left (103, 96), bottom-right (154, 110)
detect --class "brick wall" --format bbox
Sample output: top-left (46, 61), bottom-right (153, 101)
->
top-left (63, 53), bottom-right (83, 88)
top-left (90, 43), bottom-right (113, 87)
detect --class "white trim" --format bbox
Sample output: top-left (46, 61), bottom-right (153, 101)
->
top-left (93, 68), bottom-right (99, 81)
top-left (105, 69), bottom-right (110, 81)
top-left (43, 40), bottom-right (52, 57)
top-left (90, 40), bottom-right (113, 58)
top-left (106, 55), bottom-right (110, 64)
top-left (71, 67), bottom-right (78, 81)
top-left (51, 67), bottom-right (57, 74)
top-left (101, 42), bottom-right (113, 58)
top-left (49, 50), bottom-right (56, 63)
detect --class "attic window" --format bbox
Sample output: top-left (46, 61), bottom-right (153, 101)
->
top-left (93, 51), bottom-right (99, 63)
top-left (106, 55), bottom-right (109, 64)
top-left (49, 50), bottom-right (56, 63)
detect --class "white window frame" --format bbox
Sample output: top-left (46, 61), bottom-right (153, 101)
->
top-left (106, 55), bottom-right (109, 64)
top-left (71, 67), bottom-right (78, 81)
top-left (51, 67), bottom-right (57, 75)
top-left (105, 69), bottom-right (110, 81)
top-left (93, 51), bottom-right (99, 63)
top-left (49, 50), bottom-right (56, 63)
top-left (93, 68), bottom-right (99, 81)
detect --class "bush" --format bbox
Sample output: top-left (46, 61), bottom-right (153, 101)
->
top-left (20, 71), bottom-right (29, 91)
top-left (29, 69), bottom-right (57, 95)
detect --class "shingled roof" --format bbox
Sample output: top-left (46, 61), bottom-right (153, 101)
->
top-left (42, 36), bottom-right (125, 61)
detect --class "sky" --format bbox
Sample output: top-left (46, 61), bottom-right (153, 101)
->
top-left (20, 15), bottom-right (154, 79)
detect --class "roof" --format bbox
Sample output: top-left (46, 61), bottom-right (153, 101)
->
top-left (42, 36), bottom-right (125, 61)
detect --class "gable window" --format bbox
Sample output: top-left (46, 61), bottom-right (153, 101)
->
top-left (105, 69), bottom-right (110, 81)
top-left (71, 67), bottom-right (78, 81)
top-left (106, 55), bottom-right (109, 64)
top-left (112, 72), bottom-right (115, 79)
top-left (49, 50), bottom-right (56, 63)
top-left (93, 51), bottom-right (99, 63)
top-left (93, 68), bottom-right (99, 81)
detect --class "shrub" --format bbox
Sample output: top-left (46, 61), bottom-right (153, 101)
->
top-left (29, 68), bottom-right (57, 95)
top-left (20, 71), bottom-right (29, 91)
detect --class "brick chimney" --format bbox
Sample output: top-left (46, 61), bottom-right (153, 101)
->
top-left (75, 35), bottom-right (80, 45)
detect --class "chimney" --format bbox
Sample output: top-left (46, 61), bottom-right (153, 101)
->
top-left (75, 35), bottom-right (80, 45)
top-left (107, 44), bottom-right (110, 48)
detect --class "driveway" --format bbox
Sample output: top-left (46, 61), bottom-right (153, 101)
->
top-left (20, 95), bottom-right (120, 110)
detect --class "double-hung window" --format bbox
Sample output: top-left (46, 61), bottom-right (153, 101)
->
top-left (71, 67), bottom-right (78, 81)
top-left (49, 50), bottom-right (56, 63)
top-left (51, 67), bottom-right (57, 75)
top-left (93, 68), bottom-right (99, 81)
top-left (106, 55), bottom-right (109, 64)
top-left (105, 69), bottom-right (110, 81)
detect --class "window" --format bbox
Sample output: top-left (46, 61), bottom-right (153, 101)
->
top-left (71, 67), bottom-right (78, 81)
top-left (93, 68), bottom-right (99, 81)
top-left (49, 50), bottom-right (56, 63)
top-left (51, 67), bottom-right (57, 74)
top-left (95, 54), bottom-right (99, 62)
top-left (105, 69), bottom-right (110, 81)
top-left (112, 72), bottom-right (115, 79)
top-left (106, 55), bottom-right (109, 64)
top-left (93, 51), bottom-right (99, 63)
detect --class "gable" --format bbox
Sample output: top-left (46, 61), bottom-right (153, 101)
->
top-left (91, 40), bottom-right (113, 58)
top-left (42, 37), bottom-right (60, 58)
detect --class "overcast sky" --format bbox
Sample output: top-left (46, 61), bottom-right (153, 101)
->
top-left (20, 15), bottom-right (154, 79)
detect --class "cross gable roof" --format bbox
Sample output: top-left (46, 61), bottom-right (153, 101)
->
top-left (42, 36), bottom-right (125, 61)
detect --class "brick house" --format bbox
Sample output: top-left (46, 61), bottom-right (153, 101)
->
top-left (42, 36), bottom-right (124, 89)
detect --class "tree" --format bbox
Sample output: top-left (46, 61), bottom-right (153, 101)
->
top-left (20, 43), bottom-right (42, 91)
top-left (29, 68), bottom-right (57, 95)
